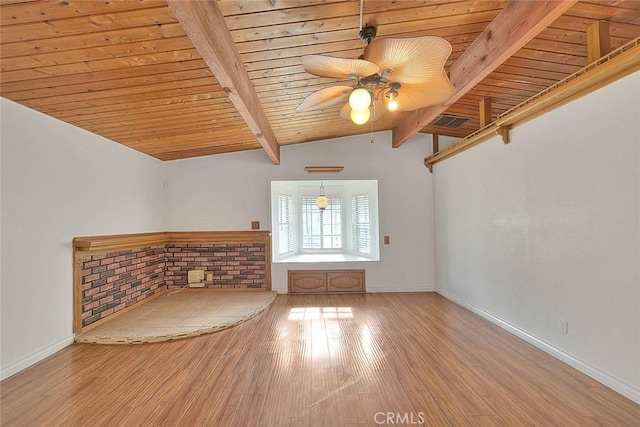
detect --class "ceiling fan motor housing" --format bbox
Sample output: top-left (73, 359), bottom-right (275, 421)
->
top-left (359, 25), bottom-right (377, 44)
top-left (361, 74), bottom-right (381, 92)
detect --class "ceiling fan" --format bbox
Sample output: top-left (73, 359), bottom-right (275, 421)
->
top-left (295, 25), bottom-right (455, 125)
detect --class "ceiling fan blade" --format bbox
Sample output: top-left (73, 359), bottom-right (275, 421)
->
top-left (301, 55), bottom-right (380, 79)
top-left (295, 85), bottom-right (353, 112)
top-left (392, 71), bottom-right (455, 112)
top-left (339, 102), bottom-right (351, 120)
top-left (364, 36), bottom-right (452, 84)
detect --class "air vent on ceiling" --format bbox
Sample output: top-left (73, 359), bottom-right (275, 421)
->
top-left (431, 114), bottom-right (470, 128)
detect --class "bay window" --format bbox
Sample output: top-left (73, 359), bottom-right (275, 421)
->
top-left (271, 180), bottom-right (379, 262)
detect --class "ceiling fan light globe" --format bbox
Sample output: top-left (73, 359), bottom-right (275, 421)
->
top-left (350, 108), bottom-right (370, 125)
top-left (349, 88), bottom-right (372, 111)
top-left (386, 89), bottom-right (399, 111)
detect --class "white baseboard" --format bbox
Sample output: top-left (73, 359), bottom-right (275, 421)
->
top-left (437, 289), bottom-right (640, 405)
top-left (1, 335), bottom-right (74, 381)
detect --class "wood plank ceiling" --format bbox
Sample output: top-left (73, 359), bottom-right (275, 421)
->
top-left (1, 1), bottom-right (639, 162)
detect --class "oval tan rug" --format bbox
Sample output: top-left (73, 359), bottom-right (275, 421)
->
top-left (75, 290), bottom-right (277, 345)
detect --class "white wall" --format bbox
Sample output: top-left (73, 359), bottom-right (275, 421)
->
top-left (0, 98), bottom-right (166, 379)
top-left (433, 72), bottom-right (640, 402)
top-left (165, 131), bottom-right (436, 293)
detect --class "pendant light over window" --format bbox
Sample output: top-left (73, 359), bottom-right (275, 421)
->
top-left (316, 182), bottom-right (329, 210)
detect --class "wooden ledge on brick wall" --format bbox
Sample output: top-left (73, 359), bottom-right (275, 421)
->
top-left (166, 231), bottom-right (271, 245)
top-left (73, 231), bottom-right (271, 253)
top-left (73, 232), bottom-right (167, 252)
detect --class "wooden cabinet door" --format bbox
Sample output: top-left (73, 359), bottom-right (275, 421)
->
top-left (289, 271), bottom-right (326, 294)
top-left (327, 270), bottom-right (365, 293)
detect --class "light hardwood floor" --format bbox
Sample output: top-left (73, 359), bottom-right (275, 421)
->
top-left (1, 293), bottom-right (639, 426)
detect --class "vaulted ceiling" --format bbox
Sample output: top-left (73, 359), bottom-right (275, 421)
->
top-left (1, 0), bottom-right (639, 164)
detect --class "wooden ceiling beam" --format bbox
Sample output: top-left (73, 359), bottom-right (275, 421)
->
top-left (587, 21), bottom-right (611, 64)
top-left (479, 98), bottom-right (493, 128)
top-left (166, 0), bottom-right (280, 164)
top-left (392, 0), bottom-right (578, 148)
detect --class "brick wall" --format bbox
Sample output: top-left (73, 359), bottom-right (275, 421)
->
top-left (79, 242), bottom-right (267, 328)
top-left (165, 243), bottom-right (266, 289)
top-left (80, 246), bottom-right (165, 327)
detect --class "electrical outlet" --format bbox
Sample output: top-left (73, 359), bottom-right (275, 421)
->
top-left (384, 236), bottom-right (390, 245)
top-left (251, 221), bottom-right (260, 230)
top-left (207, 274), bottom-right (213, 282)
top-left (560, 320), bottom-right (569, 335)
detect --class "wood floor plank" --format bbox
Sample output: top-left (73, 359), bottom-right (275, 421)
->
top-left (152, 323), bottom-right (249, 425)
top-left (193, 373), bottom-right (247, 426)
top-left (1, 293), bottom-right (638, 426)
top-left (376, 295), bottom-right (498, 421)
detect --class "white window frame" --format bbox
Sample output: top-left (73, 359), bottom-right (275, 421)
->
top-left (300, 194), bottom-right (343, 253)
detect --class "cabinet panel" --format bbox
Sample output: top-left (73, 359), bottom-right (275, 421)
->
top-left (288, 272), bottom-right (326, 294)
top-left (327, 271), bottom-right (365, 293)
top-left (288, 270), bottom-right (365, 294)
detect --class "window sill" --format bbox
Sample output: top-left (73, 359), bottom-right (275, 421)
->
top-left (275, 253), bottom-right (376, 263)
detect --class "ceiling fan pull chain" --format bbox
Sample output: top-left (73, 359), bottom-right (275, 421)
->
top-left (370, 106), bottom-right (374, 144)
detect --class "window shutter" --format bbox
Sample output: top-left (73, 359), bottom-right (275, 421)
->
top-left (278, 195), bottom-right (293, 254)
top-left (352, 193), bottom-right (370, 254)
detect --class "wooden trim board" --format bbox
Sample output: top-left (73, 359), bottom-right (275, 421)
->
top-left (73, 230), bottom-right (272, 253)
top-left (424, 38), bottom-right (640, 172)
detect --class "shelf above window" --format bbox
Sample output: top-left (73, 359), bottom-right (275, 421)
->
top-left (304, 166), bottom-right (344, 173)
